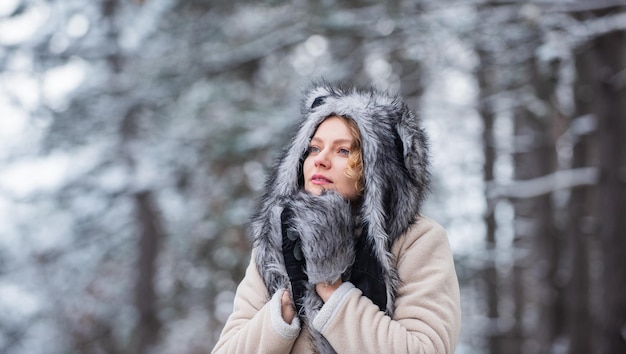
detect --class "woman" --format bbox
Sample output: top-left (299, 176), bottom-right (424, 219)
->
top-left (212, 82), bottom-right (461, 353)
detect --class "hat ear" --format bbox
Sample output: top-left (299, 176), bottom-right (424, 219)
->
top-left (304, 84), bottom-right (333, 111)
top-left (396, 105), bottom-right (430, 186)
top-left (311, 96), bottom-right (327, 108)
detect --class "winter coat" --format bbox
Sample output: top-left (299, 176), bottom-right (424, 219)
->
top-left (212, 82), bottom-right (461, 353)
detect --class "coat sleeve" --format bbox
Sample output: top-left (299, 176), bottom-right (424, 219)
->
top-left (310, 216), bottom-right (461, 354)
top-left (212, 252), bottom-right (301, 354)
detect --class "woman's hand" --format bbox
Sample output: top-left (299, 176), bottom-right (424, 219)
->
top-left (281, 289), bottom-right (296, 324)
top-left (315, 279), bottom-right (343, 302)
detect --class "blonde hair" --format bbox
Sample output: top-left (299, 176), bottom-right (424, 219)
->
top-left (337, 116), bottom-right (365, 196)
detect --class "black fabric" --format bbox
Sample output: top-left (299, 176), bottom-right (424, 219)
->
top-left (350, 228), bottom-right (387, 312)
top-left (280, 208), bottom-right (308, 317)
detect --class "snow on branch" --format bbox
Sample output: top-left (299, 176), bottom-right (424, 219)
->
top-left (202, 22), bottom-right (308, 74)
top-left (488, 167), bottom-right (599, 199)
top-left (549, 0), bottom-right (626, 13)
top-left (572, 11), bottom-right (626, 40)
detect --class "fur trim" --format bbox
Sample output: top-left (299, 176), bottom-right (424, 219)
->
top-left (285, 191), bottom-right (355, 284)
top-left (249, 81), bottom-right (430, 353)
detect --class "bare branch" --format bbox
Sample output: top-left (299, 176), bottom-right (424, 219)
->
top-left (488, 167), bottom-right (599, 199)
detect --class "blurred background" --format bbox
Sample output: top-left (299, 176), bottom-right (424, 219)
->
top-left (1, 0), bottom-right (625, 353)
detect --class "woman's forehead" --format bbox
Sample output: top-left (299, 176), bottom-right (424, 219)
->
top-left (313, 117), bottom-right (352, 138)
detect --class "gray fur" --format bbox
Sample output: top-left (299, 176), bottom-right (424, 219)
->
top-left (285, 191), bottom-right (355, 284)
top-left (303, 284), bottom-right (333, 354)
top-left (248, 81), bottom-right (431, 353)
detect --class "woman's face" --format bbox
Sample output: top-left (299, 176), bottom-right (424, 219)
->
top-left (303, 116), bottom-right (359, 200)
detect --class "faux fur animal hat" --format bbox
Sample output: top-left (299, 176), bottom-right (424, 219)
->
top-left (250, 81), bottom-right (431, 315)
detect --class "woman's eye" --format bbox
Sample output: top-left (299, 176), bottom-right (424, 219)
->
top-left (308, 146), bottom-right (320, 154)
top-left (338, 148), bottom-right (350, 156)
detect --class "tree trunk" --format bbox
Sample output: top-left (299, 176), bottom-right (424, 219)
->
top-left (134, 191), bottom-right (164, 353)
top-left (566, 127), bottom-right (595, 354)
top-left (592, 29), bottom-right (626, 354)
top-left (528, 54), bottom-right (566, 353)
top-left (478, 48), bottom-right (501, 354)
top-left (567, 35), bottom-right (599, 354)
top-left (508, 34), bottom-right (561, 354)
top-left (510, 108), bottom-right (558, 354)
top-left (570, 5), bottom-right (626, 350)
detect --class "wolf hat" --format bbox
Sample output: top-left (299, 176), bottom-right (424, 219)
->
top-left (249, 81), bottom-right (431, 316)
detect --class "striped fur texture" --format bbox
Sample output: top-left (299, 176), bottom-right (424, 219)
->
top-left (284, 190), bottom-right (356, 285)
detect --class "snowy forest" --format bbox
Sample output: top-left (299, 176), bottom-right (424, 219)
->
top-left (0, 0), bottom-right (625, 353)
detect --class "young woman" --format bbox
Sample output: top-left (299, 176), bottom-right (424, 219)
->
top-left (212, 82), bottom-right (461, 353)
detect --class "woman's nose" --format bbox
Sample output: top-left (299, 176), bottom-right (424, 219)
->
top-left (314, 150), bottom-right (329, 168)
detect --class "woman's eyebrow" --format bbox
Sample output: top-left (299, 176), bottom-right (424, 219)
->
top-left (310, 137), bottom-right (352, 145)
top-left (333, 139), bottom-right (352, 145)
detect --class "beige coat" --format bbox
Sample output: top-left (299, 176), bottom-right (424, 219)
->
top-left (212, 216), bottom-right (461, 354)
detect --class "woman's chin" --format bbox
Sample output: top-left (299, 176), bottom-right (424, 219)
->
top-left (305, 185), bottom-right (325, 196)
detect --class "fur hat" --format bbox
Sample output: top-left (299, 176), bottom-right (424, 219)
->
top-left (249, 80), bottom-right (430, 318)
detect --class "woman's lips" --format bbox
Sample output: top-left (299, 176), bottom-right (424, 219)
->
top-left (311, 174), bottom-right (332, 185)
